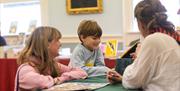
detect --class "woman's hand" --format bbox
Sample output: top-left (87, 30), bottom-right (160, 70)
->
top-left (106, 70), bottom-right (122, 84)
top-left (130, 43), bottom-right (141, 60)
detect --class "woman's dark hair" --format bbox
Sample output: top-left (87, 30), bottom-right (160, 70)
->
top-left (135, 0), bottom-right (174, 31)
top-left (135, 0), bottom-right (180, 44)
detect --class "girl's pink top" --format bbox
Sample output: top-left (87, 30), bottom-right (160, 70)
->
top-left (14, 62), bottom-right (87, 90)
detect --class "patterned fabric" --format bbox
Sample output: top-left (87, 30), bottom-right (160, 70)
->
top-left (150, 28), bottom-right (180, 44)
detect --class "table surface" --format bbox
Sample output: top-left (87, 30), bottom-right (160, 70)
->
top-left (46, 75), bottom-right (140, 91)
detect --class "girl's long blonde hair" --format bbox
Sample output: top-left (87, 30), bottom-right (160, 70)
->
top-left (17, 26), bottom-right (62, 77)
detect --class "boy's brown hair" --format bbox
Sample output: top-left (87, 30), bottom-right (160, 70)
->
top-left (77, 20), bottom-right (102, 42)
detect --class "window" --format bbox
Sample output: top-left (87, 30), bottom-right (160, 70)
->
top-left (132, 0), bottom-right (180, 32)
top-left (0, 1), bottom-right (41, 36)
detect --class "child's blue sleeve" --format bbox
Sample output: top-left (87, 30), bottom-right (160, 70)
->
top-left (94, 48), bottom-right (105, 66)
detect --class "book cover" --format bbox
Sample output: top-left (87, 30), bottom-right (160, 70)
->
top-left (105, 39), bottom-right (118, 58)
top-left (120, 41), bottom-right (138, 58)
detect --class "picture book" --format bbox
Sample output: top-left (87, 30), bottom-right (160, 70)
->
top-left (105, 39), bottom-right (118, 58)
top-left (43, 82), bottom-right (109, 91)
top-left (120, 41), bottom-right (139, 58)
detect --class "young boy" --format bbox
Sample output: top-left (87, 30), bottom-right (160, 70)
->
top-left (69, 20), bottom-right (109, 77)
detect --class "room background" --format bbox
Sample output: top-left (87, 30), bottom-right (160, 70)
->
top-left (0, 0), bottom-right (140, 58)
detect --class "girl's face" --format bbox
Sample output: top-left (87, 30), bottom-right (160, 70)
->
top-left (81, 35), bottom-right (101, 51)
top-left (48, 38), bottom-right (61, 58)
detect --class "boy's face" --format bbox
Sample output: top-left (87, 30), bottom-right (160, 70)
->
top-left (81, 35), bottom-right (101, 51)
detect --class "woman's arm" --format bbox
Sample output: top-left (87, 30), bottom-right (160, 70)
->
top-left (122, 36), bottom-right (157, 89)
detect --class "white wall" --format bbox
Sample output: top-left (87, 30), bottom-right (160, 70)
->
top-left (0, 0), bottom-right (33, 3)
top-left (2, 0), bottom-right (140, 46)
top-left (41, 0), bottom-right (123, 37)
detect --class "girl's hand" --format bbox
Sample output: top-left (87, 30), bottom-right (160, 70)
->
top-left (54, 78), bottom-right (62, 85)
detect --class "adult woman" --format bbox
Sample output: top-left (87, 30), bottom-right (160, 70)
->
top-left (107, 0), bottom-right (180, 91)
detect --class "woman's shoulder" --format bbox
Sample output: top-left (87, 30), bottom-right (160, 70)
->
top-left (146, 33), bottom-right (177, 43)
top-left (147, 33), bottom-right (167, 38)
top-left (143, 33), bottom-right (179, 49)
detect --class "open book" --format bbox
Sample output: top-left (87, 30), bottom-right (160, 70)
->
top-left (120, 41), bottom-right (139, 58)
top-left (44, 82), bottom-right (109, 91)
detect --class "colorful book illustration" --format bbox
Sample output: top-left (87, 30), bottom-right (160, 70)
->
top-left (105, 39), bottom-right (118, 57)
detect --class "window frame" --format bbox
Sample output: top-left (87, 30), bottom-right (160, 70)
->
top-left (0, 0), bottom-right (41, 36)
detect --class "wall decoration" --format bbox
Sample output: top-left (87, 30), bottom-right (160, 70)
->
top-left (66, 0), bottom-right (103, 15)
top-left (105, 39), bottom-right (118, 58)
top-left (9, 21), bottom-right (18, 34)
top-left (28, 20), bottom-right (37, 32)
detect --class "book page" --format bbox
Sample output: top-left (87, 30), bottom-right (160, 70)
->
top-left (44, 82), bottom-right (109, 91)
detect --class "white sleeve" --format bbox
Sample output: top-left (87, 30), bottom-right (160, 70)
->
top-left (122, 37), bottom-right (158, 89)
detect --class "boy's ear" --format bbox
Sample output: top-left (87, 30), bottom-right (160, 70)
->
top-left (80, 35), bottom-right (86, 42)
top-left (80, 35), bottom-right (84, 40)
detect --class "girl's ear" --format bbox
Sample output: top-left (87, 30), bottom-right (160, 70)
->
top-left (47, 43), bottom-right (50, 49)
top-left (48, 40), bottom-right (52, 49)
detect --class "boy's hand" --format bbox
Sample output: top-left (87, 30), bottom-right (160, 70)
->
top-left (106, 70), bottom-right (122, 84)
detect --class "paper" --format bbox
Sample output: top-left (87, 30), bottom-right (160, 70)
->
top-left (44, 82), bottom-right (109, 91)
